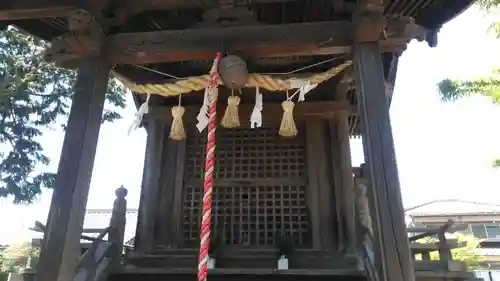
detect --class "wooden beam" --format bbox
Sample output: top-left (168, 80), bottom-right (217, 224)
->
top-left (148, 101), bottom-right (356, 124)
top-left (104, 21), bottom-right (353, 64)
top-left (0, 1), bottom-right (76, 20)
top-left (108, 45), bottom-right (354, 65)
top-left (48, 21), bottom-right (355, 64)
top-left (50, 19), bottom-right (408, 65)
top-left (35, 59), bottom-right (111, 281)
top-left (354, 42), bottom-right (415, 281)
top-left (410, 240), bottom-right (465, 253)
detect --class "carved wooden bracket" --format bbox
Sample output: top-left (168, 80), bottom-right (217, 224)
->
top-left (354, 0), bottom-right (385, 42)
top-left (199, 0), bottom-right (257, 27)
top-left (356, 16), bottom-right (385, 42)
top-left (45, 9), bottom-right (104, 63)
top-left (384, 16), bottom-right (437, 50)
top-left (386, 17), bottom-right (426, 43)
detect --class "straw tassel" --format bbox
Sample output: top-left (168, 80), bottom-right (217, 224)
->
top-left (279, 100), bottom-right (297, 137)
top-left (221, 95), bottom-right (241, 128)
top-left (170, 105), bottom-right (186, 140)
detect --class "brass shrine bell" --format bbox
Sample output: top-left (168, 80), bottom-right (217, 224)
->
top-left (218, 55), bottom-right (249, 90)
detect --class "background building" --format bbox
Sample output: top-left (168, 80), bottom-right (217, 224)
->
top-left (407, 199), bottom-right (500, 281)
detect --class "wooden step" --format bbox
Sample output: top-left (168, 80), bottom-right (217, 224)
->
top-left (126, 248), bottom-right (361, 270)
top-left (109, 268), bottom-right (367, 281)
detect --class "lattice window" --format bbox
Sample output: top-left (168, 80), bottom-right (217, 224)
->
top-left (183, 127), bottom-right (311, 247)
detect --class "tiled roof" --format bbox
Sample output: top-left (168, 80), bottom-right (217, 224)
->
top-left (83, 209), bottom-right (138, 243)
top-left (406, 200), bottom-right (500, 216)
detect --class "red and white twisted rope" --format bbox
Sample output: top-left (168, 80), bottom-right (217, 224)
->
top-left (198, 52), bottom-right (222, 281)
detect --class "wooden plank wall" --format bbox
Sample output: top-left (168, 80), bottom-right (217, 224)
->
top-left (136, 99), bottom-right (357, 253)
top-left (135, 118), bottom-right (188, 250)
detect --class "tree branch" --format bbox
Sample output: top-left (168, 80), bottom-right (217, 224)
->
top-left (437, 72), bottom-right (500, 103)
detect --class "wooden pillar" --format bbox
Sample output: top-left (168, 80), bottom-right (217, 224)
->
top-left (135, 118), bottom-right (166, 253)
top-left (337, 110), bottom-right (357, 254)
top-left (305, 123), bottom-right (325, 249)
top-left (306, 122), bottom-right (335, 250)
top-left (36, 58), bottom-right (110, 281)
top-left (353, 42), bottom-right (415, 281)
top-left (328, 110), bottom-right (356, 253)
top-left (329, 121), bottom-right (345, 251)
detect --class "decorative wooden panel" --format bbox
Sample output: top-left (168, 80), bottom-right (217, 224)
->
top-left (182, 127), bottom-right (311, 247)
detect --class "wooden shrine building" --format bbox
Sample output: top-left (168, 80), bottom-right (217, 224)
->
top-left (0, 1), bottom-right (476, 281)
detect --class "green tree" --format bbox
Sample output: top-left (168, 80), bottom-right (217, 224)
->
top-left (437, 0), bottom-right (500, 168)
top-left (478, 0), bottom-right (500, 35)
top-left (447, 233), bottom-right (486, 269)
top-left (0, 26), bottom-right (127, 203)
top-left (0, 242), bottom-right (39, 273)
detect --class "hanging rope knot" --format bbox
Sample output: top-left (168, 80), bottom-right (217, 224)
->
top-left (170, 105), bottom-right (186, 140)
top-left (279, 100), bottom-right (298, 137)
top-left (227, 94), bottom-right (240, 106)
top-left (282, 100), bottom-right (294, 112)
top-left (221, 95), bottom-right (241, 128)
top-left (172, 105), bottom-right (185, 117)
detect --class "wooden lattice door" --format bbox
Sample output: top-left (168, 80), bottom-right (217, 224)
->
top-left (182, 126), bottom-right (311, 247)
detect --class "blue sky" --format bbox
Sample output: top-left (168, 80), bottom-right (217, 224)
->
top-left (1, 6), bottom-right (500, 244)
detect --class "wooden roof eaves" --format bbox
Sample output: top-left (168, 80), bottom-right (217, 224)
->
top-left (418, 0), bottom-right (475, 30)
top-left (0, 0), bottom-right (475, 38)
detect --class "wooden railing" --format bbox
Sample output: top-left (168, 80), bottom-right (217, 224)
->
top-left (408, 221), bottom-right (469, 273)
top-left (29, 187), bottom-right (128, 281)
top-left (74, 186), bottom-right (128, 281)
top-left (74, 227), bottom-right (113, 281)
top-left (353, 170), bottom-right (470, 281)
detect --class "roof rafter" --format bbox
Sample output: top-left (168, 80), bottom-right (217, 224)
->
top-left (0, 2), bottom-right (76, 20)
top-left (0, 0), bottom-right (110, 20)
top-left (0, 0), bottom-right (298, 22)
